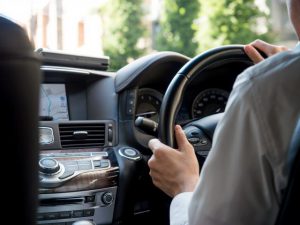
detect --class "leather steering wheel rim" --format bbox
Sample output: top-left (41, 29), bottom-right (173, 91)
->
top-left (158, 45), bottom-right (253, 147)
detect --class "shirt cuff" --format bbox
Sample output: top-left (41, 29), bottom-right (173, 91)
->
top-left (170, 192), bottom-right (193, 225)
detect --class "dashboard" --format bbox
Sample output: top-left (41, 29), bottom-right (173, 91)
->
top-left (36, 50), bottom-right (252, 225)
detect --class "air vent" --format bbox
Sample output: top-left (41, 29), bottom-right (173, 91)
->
top-left (59, 123), bottom-right (106, 148)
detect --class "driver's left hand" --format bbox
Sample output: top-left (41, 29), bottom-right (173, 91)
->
top-left (148, 125), bottom-right (200, 197)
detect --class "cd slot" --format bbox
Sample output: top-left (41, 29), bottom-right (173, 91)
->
top-left (40, 197), bottom-right (84, 206)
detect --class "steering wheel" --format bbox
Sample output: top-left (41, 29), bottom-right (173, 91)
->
top-left (158, 45), bottom-right (253, 154)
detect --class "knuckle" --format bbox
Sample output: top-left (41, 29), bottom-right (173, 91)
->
top-left (253, 39), bottom-right (261, 45)
top-left (148, 157), bottom-right (155, 168)
top-left (154, 148), bottom-right (164, 158)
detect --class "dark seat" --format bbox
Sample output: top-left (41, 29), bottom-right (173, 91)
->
top-left (0, 16), bottom-right (41, 225)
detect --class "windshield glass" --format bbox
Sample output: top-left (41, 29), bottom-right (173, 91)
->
top-left (0, 0), bottom-right (298, 71)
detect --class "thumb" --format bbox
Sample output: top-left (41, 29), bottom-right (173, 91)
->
top-left (174, 125), bottom-right (191, 151)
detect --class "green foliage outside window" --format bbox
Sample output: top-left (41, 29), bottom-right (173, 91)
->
top-left (101, 0), bottom-right (146, 71)
top-left (100, 0), bottom-right (274, 69)
top-left (155, 0), bottom-right (200, 58)
top-left (197, 0), bottom-right (274, 52)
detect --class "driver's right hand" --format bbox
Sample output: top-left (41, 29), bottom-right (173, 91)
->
top-left (244, 39), bottom-right (288, 64)
top-left (148, 125), bottom-right (200, 198)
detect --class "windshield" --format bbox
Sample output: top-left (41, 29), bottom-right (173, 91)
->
top-left (0, 0), bottom-right (298, 71)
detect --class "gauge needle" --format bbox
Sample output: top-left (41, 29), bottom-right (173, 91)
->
top-left (136, 111), bottom-right (157, 117)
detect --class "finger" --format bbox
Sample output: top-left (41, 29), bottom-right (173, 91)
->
top-left (250, 39), bottom-right (274, 56)
top-left (174, 125), bottom-right (191, 151)
top-left (148, 138), bottom-right (173, 153)
top-left (244, 45), bottom-right (264, 64)
top-left (148, 139), bottom-right (160, 153)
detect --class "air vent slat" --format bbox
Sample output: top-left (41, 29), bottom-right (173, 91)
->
top-left (59, 123), bottom-right (106, 149)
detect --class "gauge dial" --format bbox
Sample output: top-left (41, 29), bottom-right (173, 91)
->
top-left (192, 88), bottom-right (229, 119)
top-left (136, 88), bottom-right (162, 123)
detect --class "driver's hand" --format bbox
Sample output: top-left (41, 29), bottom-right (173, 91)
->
top-left (244, 39), bottom-right (288, 64)
top-left (148, 125), bottom-right (199, 197)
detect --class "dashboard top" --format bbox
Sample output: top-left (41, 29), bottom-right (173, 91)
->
top-left (39, 50), bottom-right (252, 153)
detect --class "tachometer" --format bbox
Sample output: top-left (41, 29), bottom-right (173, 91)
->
top-left (136, 88), bottom-right (162, 123)
top-left (191, 88), bottom-right (229, 119)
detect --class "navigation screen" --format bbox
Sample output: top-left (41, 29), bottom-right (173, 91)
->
top-left (40, 84), bottom-right (69, 121)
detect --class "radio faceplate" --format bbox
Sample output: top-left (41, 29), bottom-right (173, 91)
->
top-left (38, 187), bottom-right (117, 225)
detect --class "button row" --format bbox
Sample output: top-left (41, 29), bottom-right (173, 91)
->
top-left (93, 159), bottom-right (110, 169)
top-left (38, 209), bottom-right (94, 221)
top-left (39, 221), bottom-right (93, 225)
top-left (40, 152), bottom-right (108, 158)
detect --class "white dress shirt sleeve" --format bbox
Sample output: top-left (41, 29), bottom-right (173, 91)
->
top-left (170, 192), bottom-right (193, 225)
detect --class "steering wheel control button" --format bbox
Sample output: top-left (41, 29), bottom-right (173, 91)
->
top-left (102, 192), bottom-right (113, 205)
top-left (188, 137), bottom-right (200, 144)
top-left (119, 148), bottom-right (142, 160)
top-left (39, 158), bottom-right (60, 174)
top-left (196, 150), bottom-right (210, 158)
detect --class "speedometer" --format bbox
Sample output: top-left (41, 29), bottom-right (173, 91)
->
top-left (191, 88), bottom-right (229, 119)
top-left (136, 88), bottom-right (162, 123)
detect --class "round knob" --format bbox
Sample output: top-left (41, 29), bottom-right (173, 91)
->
top-left (39, 158), bottom-right (60, 174)
top-left (102, 192), bottom-right (113, 205)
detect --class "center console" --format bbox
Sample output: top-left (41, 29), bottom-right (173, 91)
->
top-left (37, 63), bottom-right (144, 225)
top-left (38, 149), bottom-right (119, 225)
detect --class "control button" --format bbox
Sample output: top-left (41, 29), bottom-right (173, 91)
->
top-left (73, 210), bottom-right (84, 218)
top-left (108, 125), bottom-right (113, 142)
top-left (58, 211), bottom-right (72, 219)
top-left (188, 137), bottom-right (200, 144)
top-left (93, 160), bottom-right (101, 168)
top-left (78, 160), bottom-right (92, 170)
top-left (85, 195), bottom-right (95, 203)
top-left (61, 161), bottom-right (78, 166)
top-left (83, 209), bottom-right (95, 217)
top-left (119, 148), bottom-right (141, 160)
top-left (66, 222), bottom-right (76, 225)
top-left (100, 160), bottom-right (110, 168)
top-left (124, 148), bottom-right (137, 157)
top-left (37, 213), bottom-right (46, 220)
top-left (39, 158), bottom-right (60, 174)
top-left (126, 90), bottom-right (136, 115)
top-left (52, 222), bottom-right (65, 225)
top-left (59, 171), bottom-right (75, 179)
top-left (78, 160), bottom-right (91, 165)
top-left (91, 152), bottom-right (108, 157)
top-left (64, 164), bottom-right (79, 172)
top-left (102, 192), bottom-right (113, 205)
top-left (78, 164), bottom-right (93, 170)
top-left (44, 212), bottom-right (59, 220)
top-left (198, 137), bottom-right (208, 146)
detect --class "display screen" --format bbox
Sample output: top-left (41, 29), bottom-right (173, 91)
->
top-left (40, 84), bottom-right (69, 121)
